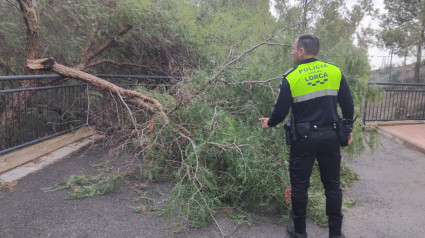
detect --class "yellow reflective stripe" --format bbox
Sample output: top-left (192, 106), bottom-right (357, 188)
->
top-left (293, 89), bottom-right (338, 103)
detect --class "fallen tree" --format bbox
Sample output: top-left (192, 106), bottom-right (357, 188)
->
top-left (1, 1), bottom-right (375, 236)
top-left (26, 58), bottom-right (168, 122)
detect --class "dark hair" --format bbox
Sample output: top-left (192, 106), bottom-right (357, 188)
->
top-left (297, 34), bottom-right (320, 56)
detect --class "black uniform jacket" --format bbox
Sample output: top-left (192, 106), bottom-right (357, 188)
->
top-left (267, 58), bottom-right (354, 127)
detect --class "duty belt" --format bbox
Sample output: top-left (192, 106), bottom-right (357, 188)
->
top-left (310, 123), bottom-right (337, 131)
top-left (295, 122), bottom-right (337, 139)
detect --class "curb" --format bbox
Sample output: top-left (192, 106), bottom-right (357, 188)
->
top-left (377, 126), bottom-right (425, 155)
top-left (0, 134), bottom-right (104, 183)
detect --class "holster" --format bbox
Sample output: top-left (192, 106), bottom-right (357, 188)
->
top-left (284, 114), bottom-right (298, 145)
top-left (284, 120), bottom-right (292, 145)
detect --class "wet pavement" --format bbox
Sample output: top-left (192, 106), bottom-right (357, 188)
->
top-left (1, 123), bottom-right (425, 237)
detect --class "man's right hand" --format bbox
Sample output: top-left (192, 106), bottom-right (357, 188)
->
top-left (348, 132), bottom-right (353, 145)
top-left (259, 118), bottom-right (270, 129)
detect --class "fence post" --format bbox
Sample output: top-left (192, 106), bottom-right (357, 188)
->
top-left (86, 83), bottom-right (89, 126)
top-left (363, 84), bottom-right (369, 125)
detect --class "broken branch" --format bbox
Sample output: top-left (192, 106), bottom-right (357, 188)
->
top-left (27, 58), bottom-right (168, 122)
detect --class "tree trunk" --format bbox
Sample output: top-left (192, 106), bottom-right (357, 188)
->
top-left (414, 45), bottom-right (422, 83)
top-left (27, 58), bottom-right (168, 122)
top-left (413, 28), bottom-right (424, 83)
top-left (1, 0), bottom-right (40, 150)
top-left (301, 0), bottom-right (308, 32)
top-left (17, 0), bottom-right (40, 75)
top-left (403, 51), bottom-right (408, 66)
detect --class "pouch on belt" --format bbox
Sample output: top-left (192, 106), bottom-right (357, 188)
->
top-left (296, 122), bottom-right (310, 139)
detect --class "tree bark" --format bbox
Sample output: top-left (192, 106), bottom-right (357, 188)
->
top-left (301, 0), bottom-right (309, 33)
top-left (27, 58), bottom-right (168, 122)
top-left (17, 0), bottom-right (40, 75)
top-left (1, 0), bottom-right (40, 150)
top-left (413, 28), bottom-right (424, 83)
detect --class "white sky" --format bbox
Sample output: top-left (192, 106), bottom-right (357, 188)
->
top-left (271, 0), bottom-right (419, 70)
top-left (346, 0), bottom-right (397, 70)
top-left (345, 0), bottom-right (421, 69)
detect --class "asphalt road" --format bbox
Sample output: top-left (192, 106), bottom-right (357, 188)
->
top-left (1, 134), bottom-right (424, 238)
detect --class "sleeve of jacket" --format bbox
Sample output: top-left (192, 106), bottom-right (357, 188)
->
top-left (267, 78), bottom-right (292, 127)
top-left (337, 74), bottom-right (354, 120)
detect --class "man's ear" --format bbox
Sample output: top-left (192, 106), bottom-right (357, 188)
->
top-left (298, 47), bottom-right (305, 57)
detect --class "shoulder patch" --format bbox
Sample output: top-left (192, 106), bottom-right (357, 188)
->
top-left (283, 66), bottom-right (297, 77)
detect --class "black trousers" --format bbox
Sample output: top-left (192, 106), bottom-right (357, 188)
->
top-left (289, 128), bottom-right (343, 236)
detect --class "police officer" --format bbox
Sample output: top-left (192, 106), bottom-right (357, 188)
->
top-left (259, 34), bottom-right (354, 238)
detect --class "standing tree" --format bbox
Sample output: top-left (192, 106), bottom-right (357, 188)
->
top-left (274, 0), bottom-right (375, 49)
top-left (273, 0), bottom-right (320, 34)
top-left (378, 0), bottom-right (425, 82)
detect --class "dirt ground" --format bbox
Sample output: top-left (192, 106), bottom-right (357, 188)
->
top-left (1, 135), bottom-right (425, 238)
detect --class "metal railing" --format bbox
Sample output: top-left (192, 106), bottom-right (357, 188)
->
top-left (363, 83), bottom-right (425, 122)
top-left (0, 75), bottom-right (88, 154)
top-left (3, 75), bottom-right (424, 154)
top-left (0, 74), bottom-right (180, 155)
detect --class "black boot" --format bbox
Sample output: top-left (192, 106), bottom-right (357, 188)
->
top-left (329, 234), bottom-right (345, 238)
top-left (286, 224), bottom-right (307, 238)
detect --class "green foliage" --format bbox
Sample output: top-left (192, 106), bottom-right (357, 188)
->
top-left (42, 174), bottom-right (120, 199)
top-left (163, 90), bottom-right (292, 227)
top-left (159, 0), bottom-right (370, 227)
top-left (378, 0), bottom-right (424, 48)
top-left (0, 0), bottom-right (194, 75)
top-left (0, 2), bottom-right (27, 75)
top-left (129, 188), bottom-right (164, 214)
top-left (377, 0), bottom-right (424, 82)
top-left (136, 85), bottom-right (177, 109)
top-left (4, 0), bottom-right (374, 230)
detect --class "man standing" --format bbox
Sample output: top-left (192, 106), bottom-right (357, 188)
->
top-left (259, 35), bottom-right (354, 238)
